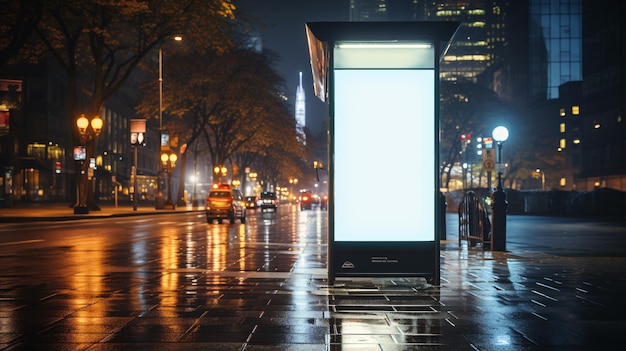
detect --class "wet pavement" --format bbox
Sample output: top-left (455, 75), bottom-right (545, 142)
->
top-left (1, 204), bottom-right (625, 350)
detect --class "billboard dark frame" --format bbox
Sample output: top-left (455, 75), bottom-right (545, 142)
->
top-left (306, 22), bottom-right (459, 285)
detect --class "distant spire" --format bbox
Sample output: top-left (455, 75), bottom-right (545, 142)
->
top-left (295, 72), bottom-right (306, 144)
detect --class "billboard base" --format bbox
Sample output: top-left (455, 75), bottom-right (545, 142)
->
top-left (331, 241), bottom-right (439, 285)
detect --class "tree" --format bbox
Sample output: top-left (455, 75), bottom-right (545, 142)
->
top-left (439, 79), bottom-right (514, 190)
top-left (499, 109), bottom-right (565, 189)
top-left (236, 98), bottom-right (305, 192)
top-left (0, 0), bottom-right (44, 67)
top-left (137, 40), bottom-right (301, 203)
top-left (28, 0), bottom-right (236, 210)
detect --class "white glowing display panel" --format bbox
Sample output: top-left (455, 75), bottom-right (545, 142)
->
top-left (333, 69), bottom-right (435, 241)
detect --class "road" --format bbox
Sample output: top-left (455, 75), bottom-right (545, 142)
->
top-left (1, 207), bottom-right (626, 350)
top-left (0, 206), bottom-right (324, 276)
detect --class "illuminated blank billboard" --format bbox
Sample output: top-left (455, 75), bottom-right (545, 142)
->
top-left (333, 44), bottom-right (435, 242)
top-left (306, 21), bottom-right (460, 283)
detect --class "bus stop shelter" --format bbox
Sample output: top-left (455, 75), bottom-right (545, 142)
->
top-left (306, 21), bottom-right (459, 285)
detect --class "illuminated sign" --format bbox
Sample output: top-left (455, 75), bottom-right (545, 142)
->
top-left (73, 146), bottom-right (86, 161)
top-left (334, 68), bottom-right (435, 242)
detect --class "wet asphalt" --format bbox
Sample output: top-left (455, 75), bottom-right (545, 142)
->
top-left (0, 204), bottom-right (625, 350)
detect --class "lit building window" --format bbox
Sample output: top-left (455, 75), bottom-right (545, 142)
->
top-left (468, 21), bottom-right (486, 28)
top-left (572, 105), bottom-right (579, 115)
top-left (27, 143), bottom-right (47, 159)
top-left (468, 9), bottom-right (485, 15)
top-left (560, 178), bottom-right (566, 187)
top-left (560, 123), bottom-right (566, 133)
top-left (573, 139), bottom-right (581, 144)
top-left (559, 138), bottom-right (566, 149)
top-left (560, 108), bottom-right (566, 117)
top-left (594, 123), bottom-right (601, 129)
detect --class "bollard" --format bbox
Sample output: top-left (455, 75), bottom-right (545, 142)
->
top-left (491, 175), bottom-right (508, 251)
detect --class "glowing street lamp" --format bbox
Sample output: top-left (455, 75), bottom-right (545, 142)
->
top-left (491, 125), bottom-right (509, 251)
top-left (130, 119), bottom-right (146, 211)
top-left (213, 165), bottom-right (227, 183)
top-left (160, 151), bottom-right (177, 209)
top-left (74, 114), bottom-right (103, 214)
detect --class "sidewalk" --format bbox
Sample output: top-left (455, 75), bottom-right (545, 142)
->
top-left (2, 203), bottom-right (625, 349)
top-left (0, 202), bottom-right (203, 222)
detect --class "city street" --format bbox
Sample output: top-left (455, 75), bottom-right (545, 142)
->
top-left (1, 206), bottom-right (626, 350)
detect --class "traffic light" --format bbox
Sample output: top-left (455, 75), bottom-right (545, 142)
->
top-left (460, 133), bottom-right (472, 153)
top-left (460, 133), bottom-right (472, 141)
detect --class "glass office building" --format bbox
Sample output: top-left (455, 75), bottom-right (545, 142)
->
top-left (529, 0), bottom-right (582, 100)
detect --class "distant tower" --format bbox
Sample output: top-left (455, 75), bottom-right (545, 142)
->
top-left (295, 72), bottom-right (306, 144)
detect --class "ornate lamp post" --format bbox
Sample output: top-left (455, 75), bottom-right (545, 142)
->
top-left (130, 119), bottom-right (146, 211)
top-left (213, 165), bottom-right (227, 184)
top-left (160, 151), bottom-right (177, 209)
top-left (74, 114), bottom-right (103, 214)
top-left (491, 125), bottom-right (509, 251)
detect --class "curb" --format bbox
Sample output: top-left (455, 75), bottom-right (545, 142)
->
top-left (0, 209), bottom-right (204, 223)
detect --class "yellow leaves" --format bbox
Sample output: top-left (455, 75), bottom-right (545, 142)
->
top-left (219, 1), bottom-right (236, 19)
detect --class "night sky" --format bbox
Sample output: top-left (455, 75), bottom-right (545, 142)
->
top-left (234, 0), bottom-right (348, 135)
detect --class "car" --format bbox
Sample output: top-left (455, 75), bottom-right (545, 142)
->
top-left (205, 184), bottom-right (246, 224)
top-left (259, 191), bottom-right (278, 212)
top-left (244, 196), bottom-right (259, 210)
top-left (299, 191), bottom-right (313, 210)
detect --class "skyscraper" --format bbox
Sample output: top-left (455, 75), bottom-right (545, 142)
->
top-left (349, 1), bottom-right (508, 85)
top-left (426, 0), bottom-right (504, 83)
top-left (349, 0), bottom-right (423, 21)
top-left (295, 72), bottom-right (306, 144)
top-left (529, 0), bottom-right (582, 100)
top-left (577, 0), bottom-right (626, 190)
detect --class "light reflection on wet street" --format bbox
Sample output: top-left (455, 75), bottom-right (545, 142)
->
top-left (1, 206), bottom-right (625, 350)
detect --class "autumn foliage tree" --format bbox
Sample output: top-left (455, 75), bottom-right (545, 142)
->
top-left (137, 38), bottom-right (305, 202)
top-left (0, 0), bottom-right (43, 67)
top-left (439, 79), bottom-right (514, 190)
top-left (12, 0), bottom-right (237, 209)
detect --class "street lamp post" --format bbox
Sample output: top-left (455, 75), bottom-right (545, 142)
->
top-left (155, 47), bottom-right (165, 209)
top-left (74, 114), bottom-right (103, 214)
top-left (491, 125), bottom-right (509, 251)
top-left (213, 165), bottom-right (227, 184)
top-left (248, 171), bottom-right (257, 195)
top-left (130, 119), bottom-right (146, 211)
top-left (156, 36), bottom-right (182, 210)
top-left (161, 151), bottom-right (177, 209)
top-left (536, 168), bottom-right (545, 190)
top-left (289, 178), bottom-right (298, 202)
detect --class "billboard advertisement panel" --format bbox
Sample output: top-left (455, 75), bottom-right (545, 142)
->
top-left (333, 68), bottom-right (435, 242)
top-left (305, 21), bottom-right (460, 284)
